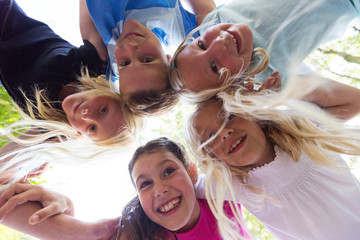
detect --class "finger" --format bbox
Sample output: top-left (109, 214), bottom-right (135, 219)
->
top-left (0, 186), bottom-right (44, 221)
top-left (63, 206), bottom-right (75, 217)
top-left (258, 77), bottom-right (274, 91)
top-left (29, 204), bottom-right (62, 225)
top-left (244, 82), bottom-right (254, 91)
top-left (27, 163), bottom-right (49, 179)
top-left (272, 72), bottom-right (282, 90)
top-left (0, 183), bottom-right (32, 207)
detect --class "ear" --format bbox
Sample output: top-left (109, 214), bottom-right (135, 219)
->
top-left (166, 54), bottom-right (172, 63)
top-left (188, 162), bottom-right (198, 185)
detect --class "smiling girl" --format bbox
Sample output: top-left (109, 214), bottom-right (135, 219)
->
top-left (186, 88), bottom-right (360, 239)
top-left (116, 137), bottom-right (250, 240)
top-left (169, 0), bottom-right (360, 103)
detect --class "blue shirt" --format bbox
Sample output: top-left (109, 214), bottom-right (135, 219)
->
top-left (86, 0), bottom-right (197, 85)
top-left (201, 0), bottom-right (360, 84)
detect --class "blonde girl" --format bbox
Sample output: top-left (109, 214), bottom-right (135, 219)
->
top-left (186, 83), bottom-right (360, 239)
top-left (169, 0), bottom-right (360, 105)
top-left (0, 0), bottom-right (144, 186)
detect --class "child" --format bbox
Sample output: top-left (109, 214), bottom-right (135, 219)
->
top-left (169, 0), bottom-right (360, 103)
top-left (82, 0), bottom-right (215, 114)
top-left (186, 87), bottom-right (360, 239)
top-left (0, 0), bottom-right (142, 142)
top-left (118, 137), bottom-right (250, 239)
top-left (0, 138), bottom-right (250, 240)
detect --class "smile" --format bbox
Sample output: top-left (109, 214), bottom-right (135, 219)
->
top-left (157, 197), bottom-right (181, 214)
top-left (226, 31), bottom-right (241, 54)
top-left (229, 136), bottom-right (246, 153)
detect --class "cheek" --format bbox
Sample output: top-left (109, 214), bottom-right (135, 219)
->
top-left (139, 194), bottom-right (153, 216)
top-left (228, 57), bottom-right (249, 75)
top-left (210, 145), bottom-right (225, 160)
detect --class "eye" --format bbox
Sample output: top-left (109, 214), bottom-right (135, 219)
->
top-left (89, 125), bottom-right (96, 134)
top-left (119, 60), bottom-right (130, 67)
top-left (228, 114), bottom-right (235, 121)
top-left (142, 57), bottom-right (153, 63)
top-left (210, 61), bottom-right (219, 74)
top-left (208, 132), bottom-right (216, 140)
top-left (100, 106), bottom-right (108, 115)
top-left (197, 40), bottom-right (206, 50)
top-left (163, 167), bottom-right (175, 177)
top-left (139, 180), bottom-right (152, 190)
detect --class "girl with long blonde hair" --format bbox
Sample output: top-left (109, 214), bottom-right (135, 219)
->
top-left (186, 78), bottom-right (360, 239)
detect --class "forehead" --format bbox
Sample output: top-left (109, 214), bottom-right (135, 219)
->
top-left (133, 150), bottom-right (181, 172)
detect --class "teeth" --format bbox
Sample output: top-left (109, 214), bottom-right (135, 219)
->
top-left (159, 198), bottom-right (180, 213)
top-left (230, 137), bottom-right (244, 153)
top-left (229, 32), bottom-right (238, 49)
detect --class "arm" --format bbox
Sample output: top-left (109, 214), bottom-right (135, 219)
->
top-left (79, 0), bottom-right (107, 61)
top-left (1, 202), bottom-right (119, 240)
top-left (0, 183), bottom-right (74, 224)
top-left (182, 0), bottom-right (216, 25)
top-left (302, 76), bottom-right (360, 120)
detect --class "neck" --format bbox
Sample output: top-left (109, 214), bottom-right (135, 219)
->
top-left (176, 198), bottom-right (201, 233)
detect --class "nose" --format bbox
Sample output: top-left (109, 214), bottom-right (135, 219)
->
top-left (81, 108), bottom-right (94, 120)
top-left (210, 35), bottom-right (228, 52)
top-left (220, 128), bottom-right (233, 142)
top-left (154, 182), bottom-right (168, 198)
top-left (124, 41), bottom-right (139, 53)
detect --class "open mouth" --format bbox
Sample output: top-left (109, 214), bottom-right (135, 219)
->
top-left (228, 136), bottom-right (247, 153)
top-left (157, 197), bottom-right (181, 214)
top-left (226, 31), bottom-right (241, 54)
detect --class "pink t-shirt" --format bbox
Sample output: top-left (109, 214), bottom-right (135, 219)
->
top-left (168, 199), bottom-right (250, 239)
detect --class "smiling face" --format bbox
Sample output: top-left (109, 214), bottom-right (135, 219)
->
top-left (193, 100), bottom-right (274, 169)
top-left (176, 23), bottom-right (253, 92)
top-left (131, 150), bottom-right (200, 232)
top-left (61, 90), bottom-right (126, 141)
top-left (115, 20), bottom-right (170, 96)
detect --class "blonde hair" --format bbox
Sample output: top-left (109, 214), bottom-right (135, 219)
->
top-left (0, 70), bottom-right (144, 187)
top-left (185, 76), bottom-right (360, 239)
top-left (169, 24), bottom-right (270, 104)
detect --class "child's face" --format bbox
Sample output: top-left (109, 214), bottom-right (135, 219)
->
top-left (62, 91), bottom-right (126, 141)
top-left (132, 150), bottom-right (200, 232)
top-left (115, 20), bottom-right (170, 96)
top-left (193, 101), bottom-right (274, 169)
top-left (176, 23), bottom-right (253, 92)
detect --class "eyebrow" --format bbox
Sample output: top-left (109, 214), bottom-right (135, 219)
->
top-left (134, 159), bottom-right (175, 185)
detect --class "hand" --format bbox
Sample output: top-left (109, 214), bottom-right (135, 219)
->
top-left (258, 71), bottom-right (282, 92)
top-left (244, 71), bottom-right (281, 92)
top-left (0, 183), bottom-right (74, 225)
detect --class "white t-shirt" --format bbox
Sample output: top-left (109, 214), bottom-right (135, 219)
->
top-left (195, 146), bottom-right (360, 239)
